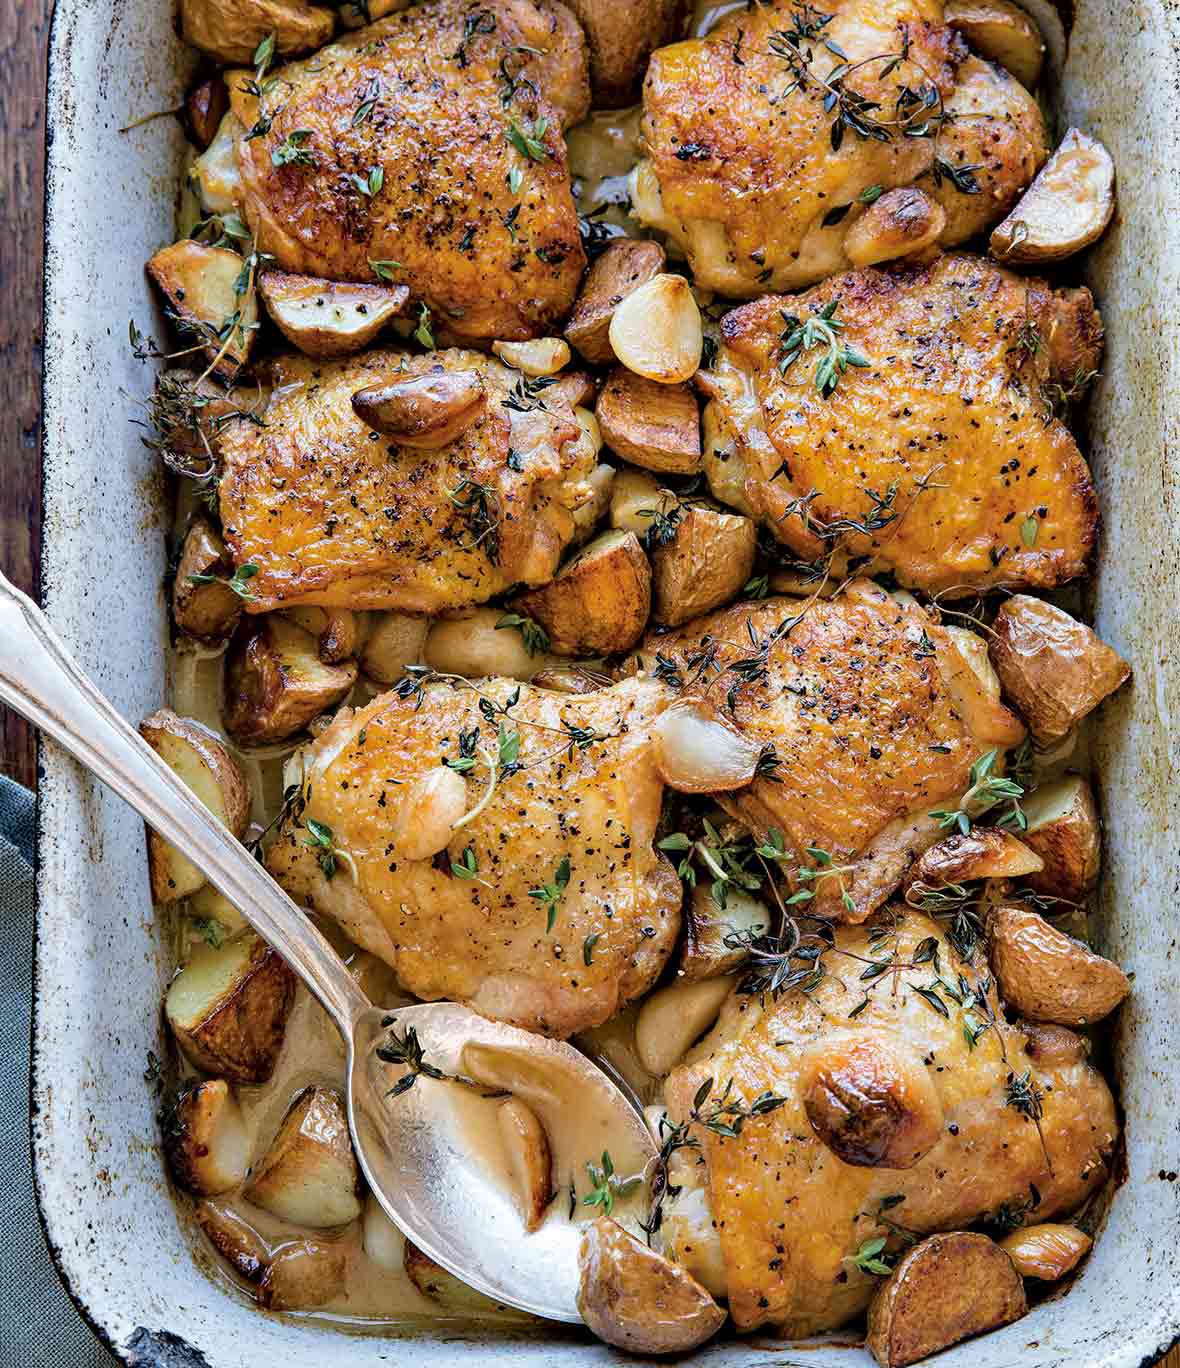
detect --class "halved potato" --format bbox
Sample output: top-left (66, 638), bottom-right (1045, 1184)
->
top-left (565, 238), bottom-right (667, 363)
top-left (359, 612), bottom-right (429, 684)
top-left (163, 1078), bottom-right (251, 1197)
top-left (866, 1232), bottom-right (1026, 1368)
top-left (946, 0), bottom-right (1045, 88)
top-left (497, 1097), bottom-right (553, 1232)
top-left (990, 128), bottom-right (1115, 263)
top-left (609, 468), bottom-right (679, 537)
top-left (902, 827), bottom-right (1043, 896)
top-left (988, 595), bottom-right (1131, 746)
top-left (423, 607), bottom-right (546, 681)
top-left (1020, 775), bottom-right (1101, 901)
top-left (196, 1198), bottom-right (268, 1285)
top-left (352, 370), bottom-right (486, 448)
top-left (988, 903), bottom-right (1130, 1024)
top-left (246, 1085), bottom-right (362, 1228)
top-left (139, 709), bottom-right (251, 903)
top-left (635, 973), bottom-right (735, 1077)
top-left (597, 369), bottom-right (702, 475)
top-left (185, 74), bottom-right (229, 150)
top-left (224, 614), bottom-right (358, 745)
top-left (189, 881), bottom-right (249, 939)
top-left (652, 698), bottom-right (762, 794)
top-left (281, 606), bottom-right (364, 665)
top-left (609, 274), bottom-right (703, 384)
top-left (1019, 1019), bottom-right (1090, 1066)
top-left (258, 1236), bottom-right (350, 1311)
top-left (561, 0), bottom-right (690, 106)
top-left (843, 188), bottom-right (946, 268)
top-left (650, 505), bottom-right (757, 626)
top-left (403, 1241), bottom-right (509, 1313)
top-left (999, 1223), bottom-right (1092, 1280)
top-left (165, 932), bottom-right (296, 1083)
top-left (179, 0), bottom-right (335, 65)
top-left (258, 271), bottom-right (409, 359)
top-left (680, 884), bottom-right (769, 982)
top-left (514, 529), bottom-right (652, 655)
top-left (492, 337), bottom-right (571, 377)
top-left (146, 240), bottom-right (258, 380)
top-left (174, 516), bottom-right (243, 643)
top-left (191, 111), bottom-right (244, 216)
top-left (577, 1216), bottom-right (726, 1354)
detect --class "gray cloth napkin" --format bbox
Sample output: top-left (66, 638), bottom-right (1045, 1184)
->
top-left (0, 775), bottom-right (119, 1367)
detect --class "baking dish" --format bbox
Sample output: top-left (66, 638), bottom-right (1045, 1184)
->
top-left (32, 0), bottom-right (1180, 1363)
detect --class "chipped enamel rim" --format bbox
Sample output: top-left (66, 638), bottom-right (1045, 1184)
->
top-left (33, 0), bottom-right (1180, 1364)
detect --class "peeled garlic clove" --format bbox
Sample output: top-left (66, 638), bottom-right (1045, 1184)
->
top-left (492, 337), bottom-right (571, 377)
top-left (608, 274), bottom-right (703, 385)
top-left (652, 699), bottom-right (761, 793)
top-left (392, 766), bottom-right (468, 860)
top-left (497, 1097), bottom-right (553, 1231)
top-left (635, 974), bottom-right (735, 1077)
top-left (999, 1223), bottom-right (1092, 1280)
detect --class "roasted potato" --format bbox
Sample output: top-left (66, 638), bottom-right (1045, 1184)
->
top-left (258, 271), bottom-right (409, 358)
top-left (146, 240), bottom-right (258, 380)
top-left (988, 903), bottom-right (1130, 1025)
top-left (173, 516), bottom-right (243, 643)
top-left (258, 1236), bottom-right (350, 1311)
top-left (843, 188), bottom-right (946, 268)
top-left (988, 596), bottom-right (1131, 746)
top-left (946, 0), bottom-right (1045, 88)
top-left (337, 0), bottom-right (404, 25)
top-left (679, 884), bottom-right (768, 981)
top-left (163, 1079), bottom-right (250, 1197)
top-left (351, 369), bottom-right (486, 448)
top-left (635, 973), bottom-right (735, 1077)
top-left (423, 607), bottom-right (548, 681)
top-left (514, 529), bottom-right (651, 656)
top-left (1019, 1018), bottom-right (1091, 1066)
top-left (196, 1198), bottom-right (269, 1284)
top-left (403, 1240), bottom-right (511, 1313)
top-left (189, 881), bottom-right (249, 940)
top-left (609, 274), bottom-right (703, 385)
top-left (902, 826), bottom-right (1043, 896)
top-left (139, 709), bottom-right (251, 903)
top-left (999, 1223), bottom-right (1092, 1280)
top-left (191, 111), bottom-right (244, 216)
top-left (651, 697), bottom-right (762, 794)
top-left (650, 505), bottom-right (757, 626)
top-left (185, 74), bottom-right (229, 150)
top-left (596, 369), bottom-right (702, 475)
top-left (224, 614), bottom-right (358, 746)
top-left (497, 1097), bottom-right (553, 1232)
top-left (359, 612), bottom-right (429, 684)
top-left (609, 468), bottom-right (679, 537)
top-left (991, 129), bottom-right (1115, 263)
top-left (1020, 775), bottom-right (1101, 901)
top-left (179, 0), bottom-right (335, 66)
top-left (281, 606), bottom-right (365, 665)
top-left (570, 460), bottom-right (615, 547)
top-left (165, 932), bottom-right (296, 1083)
top-left (798, 1036), bottom-right (944, 1169)
top-left (560, 0), bottom-right (690, 106)
top-left (491, 337), bottom-right (571, 377)
top-left (866, 1232), bottom-right (1027, 1368)
top-left (246, 1086), bottom-right (362, 1227)
top-left (565, 238), bottom-right (667, 364)
top-left (577, 1216), bottom-right (726, 1354)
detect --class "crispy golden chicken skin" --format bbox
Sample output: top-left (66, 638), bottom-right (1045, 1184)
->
top-left (267, 676), bottom-right (681, 1037)
top-left (700, 254), bottom-right (1101, 594)
top-left (636, 0), bottom-right (1046, 297)
top-left (663, 911), bottom-right (1117, 1335)
top-left (234, 0), bottom-right (589, 343)
top-left (637, 581), bottom-right (1024, 919)
top-left (218, 347), bottom-right (597, 613)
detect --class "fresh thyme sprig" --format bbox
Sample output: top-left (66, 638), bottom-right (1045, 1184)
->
top-left (778, 299), bottom-right (871, 397)
top-left (448, 477), bottom-right (501, 563)
top-left (506, 115), bottom-right (550, 161)
top-left (496, 612), bottom-right (550, 656)
top-left (1005, 1069), bottom-right (1053, 1173)
top-left (187, 562), bottom-right (259, 601)
top-left (377, 1022), bottom-right (504, 1099)
top-left (529, 854), bottom-right (571, 932)
top-left (581, 1150), bottom-right (641, 1217)
top-left (301, 817), bottom-right (338, 880)
top-left (929, 748), bottom-right (1026, 834)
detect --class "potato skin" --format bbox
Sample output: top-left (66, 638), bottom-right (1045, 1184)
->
top-left (597, 369), bottom-right (702, 475)
top-left (185, 74), bottom-right (229, 150)
top-left (258, 271), bottom-right (410, 359)
top-left (988, 904), bottom-right (1130, 1025)
top-left (565, 238), bottom-right (667, 363)
top-left (991, 128), bottom-right (1115, 264)
top-left (1021, 776), bottom-right (1101, 902)
top-left (180, 0), bottom-right (335, 66)
top-left (162, 1078), bottom-right (249, 1197)
top-left (173, 516), bottom-right (242, 643)
top-left (902, 826), bottom-right (1043, 895)
top-left (146, 240), bottom-right (258, 379)
top-left (515, 530), bottom-right (652, 655)
top-left (577, 1215), bottom-right (726, 1354)
top-left (559, 0), bottom-right (691, 107)
top-left (945, 0), bottom-right (1045, 88)
top-left (245, 1085), bottom-right (362, 1228)
top-left (866, 1232), bottom-right (1026, 1368)
top-left (843, 188), bottom-right (945, 269)
top-left (988, 595), bottom-right (1131, 745)
top-left (651, 505), bottom-right (757, 626)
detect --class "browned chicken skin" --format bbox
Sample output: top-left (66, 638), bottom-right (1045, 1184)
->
top-left (234, 0), bottom-right (590, 342)
top-left (635, 0), bottom-right (1047, 296)
top-left (267, 676), bottom-right (681, 1037)
top-left (700, 254), bottom-right (1102, 594)
top-left (218, 347), bottom-right (597, 613)
top-left (638, 581), bottom-right (1024, 920)
top-left (663, 911), bottom-right (1117, 1335)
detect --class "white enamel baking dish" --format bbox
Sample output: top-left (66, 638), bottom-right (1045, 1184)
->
top-left (33, 0), bottom-right (1180, 1363)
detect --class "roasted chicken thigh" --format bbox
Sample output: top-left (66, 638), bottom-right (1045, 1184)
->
top-left (700, 254), bottom-right (1102, 594)
top-left (233, 0), bottom-right (590, 342)
top-left (635, 0), bottom-right (1047, 295)
top-left (218, 347), bottom-right (597, 613)
top-left (661, 911), bottom-right (1117, 1335)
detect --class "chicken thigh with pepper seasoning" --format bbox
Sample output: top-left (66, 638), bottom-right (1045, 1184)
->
top-left (633, 579), bottom-right (1025, 921)
top-left (698, 254), bottom-right (1103, 595)
top-left (217, 347), bottom-right (598, 613)
top-left (634, 0), bottom-right (1047, 296)
top-left (232, 0), bottom-right (590, 343)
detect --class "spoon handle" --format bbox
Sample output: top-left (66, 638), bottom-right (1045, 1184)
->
top-left (0, 571), bottom-right (370, 1038)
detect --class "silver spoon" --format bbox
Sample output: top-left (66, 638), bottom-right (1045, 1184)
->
top-left (0, 572), bottom-right (656, 1322)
